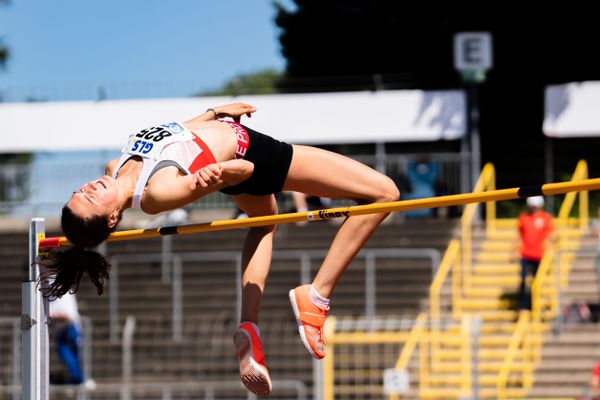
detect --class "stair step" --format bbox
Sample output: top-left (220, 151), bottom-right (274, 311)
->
top-left (425, 373), bottom-right (523, 386)
top-left (472, 263), bottom-right (519, 274)
top-left (431, 361), bottom-right (529, 373)
top-left (464, 286), bottom-right (554, 298)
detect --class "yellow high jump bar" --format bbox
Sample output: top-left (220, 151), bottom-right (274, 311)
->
top-left (38, 177), bottom-right (600, 249)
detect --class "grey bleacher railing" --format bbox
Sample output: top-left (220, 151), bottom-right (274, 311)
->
top-left (0, 379), bottom-right (308, 400)
top-left (0, 153), bottom-right (468, 216)
top-left (107, 248), bottom-right (440, 343)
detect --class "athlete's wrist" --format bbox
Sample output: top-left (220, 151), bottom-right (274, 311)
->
top-left (206, 108), bottom-right (218, 120)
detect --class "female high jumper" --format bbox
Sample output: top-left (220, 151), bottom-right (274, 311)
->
top-left (44, 103), bottom-right (399, 396)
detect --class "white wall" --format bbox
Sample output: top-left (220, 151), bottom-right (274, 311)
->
top-left (544, 81), bottom-right (600, 138)
top-left (0, 90), bottom-right (466, 153)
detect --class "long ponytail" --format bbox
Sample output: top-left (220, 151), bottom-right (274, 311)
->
top-left (42, 205), bottom-right (119, 298)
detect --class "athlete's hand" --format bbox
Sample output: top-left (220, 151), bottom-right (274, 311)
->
top-left (189, 164), bottom-right (223, 190)
top-left (214, 103), bottom-right (256, 123)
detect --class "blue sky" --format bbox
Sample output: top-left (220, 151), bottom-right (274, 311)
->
top-left (0, 1), bottom-right (293, 215)
top-left (0, 0), bottom-right (289, 101)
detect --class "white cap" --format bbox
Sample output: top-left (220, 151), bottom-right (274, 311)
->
top-left (526, 196), bottom-right (545, 208)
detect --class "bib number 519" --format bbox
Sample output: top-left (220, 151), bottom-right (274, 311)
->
top-left (131, 140), bottom-right (153, 154)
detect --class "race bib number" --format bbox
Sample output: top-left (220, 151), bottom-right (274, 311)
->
top-left (124, 122), bottom-right (192, 159)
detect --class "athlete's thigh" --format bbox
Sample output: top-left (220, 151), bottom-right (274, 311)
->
top-left (233, 194), bottom-right (278, 217)
top-left (283, 145), bottom-right (393, 202)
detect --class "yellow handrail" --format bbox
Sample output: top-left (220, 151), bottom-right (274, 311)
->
top-left (461, 163), bottom-right (496, 290)
top-left (460, 315), bottom-right (473, 398)
top-left (429, 239), bottom-right (461, 362)
top-left (557, 160), bottom-right (589, 229)
top-left (389, 313), bottom-right (427, 400)
top-left (323, 317), bottom-right (337, 400)
top-left (497, 311), bottom-right (531, 399)
top-left (503, 160), bottom-right (589, 399)
top-left (531, 250), bottom-right (556, 329)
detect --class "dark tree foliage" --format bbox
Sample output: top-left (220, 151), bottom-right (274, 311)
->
top-left (275, 1), bottom-right (600, 188)
top-left (0, 0), bottom-right (9, 69)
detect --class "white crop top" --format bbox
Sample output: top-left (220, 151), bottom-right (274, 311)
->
top-left (111, 122), bottom-right (216, 211)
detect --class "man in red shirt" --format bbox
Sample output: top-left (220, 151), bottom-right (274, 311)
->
top-left (590, 360), bottom-right (600, 398)
top-left (513, 196), bottom-right (555, 310)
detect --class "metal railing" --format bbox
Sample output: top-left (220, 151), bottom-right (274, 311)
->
top-left (0, 380), bottom-right (309, 400)
top-left (461, 162), bottom-right (496, 291)
top-left (393, 160), bottom-right (591, 398)
top-left (496, 311), bottom-right (534, 399)
top-left (429, 239), bottom-right (461, 362)
top-left (497, 160), bottom-right (589, 398)
top-left (107, 248), bottom-right (440, 343)
top-left (0, 153), bottom-right (467, 216)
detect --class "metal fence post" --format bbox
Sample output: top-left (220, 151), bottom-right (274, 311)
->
top-left (236, 255), bottom-right (242, 325)
top-left (161, 236), bottom-right (172, 284)
top-left (172, 256), bottom-right (183, 342)
top-left (22, 217), bottom-right (50, 400)
top-left (12, 319), bottom-right (20, 400)
top-left (300, 252), bottom-right (311, 284)
top-left (121, 316), bottom-right (136, 400)
top-left (109, 258), bottom-right (120, 343)
top-left (365, 252), bottom-right (376, 319)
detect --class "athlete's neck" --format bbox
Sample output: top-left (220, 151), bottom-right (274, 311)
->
top-left (114, 160), bottom-right (141, 210)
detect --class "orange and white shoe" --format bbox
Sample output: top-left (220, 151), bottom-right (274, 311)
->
top-left (233, 322), bottom-right (272, 396)
top-left (288, 285), bottom-right (329, 359)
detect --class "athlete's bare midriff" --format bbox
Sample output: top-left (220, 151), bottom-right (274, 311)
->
top-left (182, 120), bottom-right (238, 162)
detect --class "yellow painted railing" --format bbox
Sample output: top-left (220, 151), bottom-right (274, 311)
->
top-left (459, 315), bottom-right (473, 398)
top-left (499, 160), bottom-right (589, 398)
top-left (389, 313), bottom-right (428, 400)
top-left (531, 249), bottom-right (557, 331)
top-left (461, 163), bottom-right (496, 290)
top-left (429, 239), bottom-right (461, 361)
top-left (322, 160), bottom-right (590, 399)
top-left (497, 311), bottom-right (533, 399)
top-left (558, 160), bottom-right (589, 230)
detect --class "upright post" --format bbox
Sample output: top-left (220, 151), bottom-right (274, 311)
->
top-left (22, 218), bottom-right (49, 400)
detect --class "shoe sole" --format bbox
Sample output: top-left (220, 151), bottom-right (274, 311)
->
top-left (288, 289), bottom-right (323, 359)
top-left (233, 330), bottom-right (272, 396)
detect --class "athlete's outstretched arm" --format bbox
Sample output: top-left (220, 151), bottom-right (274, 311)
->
top-left (185, 103), bottom-right (256, 126)
top-left (142, 160), bottom-right (254, 214)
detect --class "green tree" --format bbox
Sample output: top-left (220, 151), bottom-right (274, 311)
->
top-left (200, 68), bottom-right (283, 96)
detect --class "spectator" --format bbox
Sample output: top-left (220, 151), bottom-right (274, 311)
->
top-left (589, 360), bottom-right (600, 399)
top-left (512, 196), bottom-right (555, 310)
top-left (49, 291), bottom-right (85, 385)
top-left (405, 160), bottom-right (439, 219)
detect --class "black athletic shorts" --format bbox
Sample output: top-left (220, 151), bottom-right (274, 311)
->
top-left (219, 125), bottom-right (293, 196)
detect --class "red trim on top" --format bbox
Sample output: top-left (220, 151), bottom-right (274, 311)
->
top-left (188, 134), bottom-right (217, 174)
top-left (222, 121), bottom-right (250, 159)
top-left (39, 237), bottom-right (63, 249)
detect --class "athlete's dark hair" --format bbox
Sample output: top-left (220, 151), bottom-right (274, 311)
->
top-left (42, 205), bottom-right (119, 298)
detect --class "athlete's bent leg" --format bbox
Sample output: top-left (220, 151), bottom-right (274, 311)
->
top-left (232, 194), bottom-right (277, 395)
top-left (283, 145), bottom-right (400, 358)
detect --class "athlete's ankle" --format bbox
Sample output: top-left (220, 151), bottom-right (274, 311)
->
top-left (240, 321), bottom-right (261, 337)
top-left (309, 285), bottom-right (330, 310)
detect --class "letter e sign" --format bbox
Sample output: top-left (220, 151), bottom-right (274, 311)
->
top-left (454, 32), bottom-right (493, 72)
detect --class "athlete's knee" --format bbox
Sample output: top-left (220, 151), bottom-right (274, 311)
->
top-left (374, 176), bottom-right (400, 203)
top-left (250, 223), bottom-right (277, 235)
